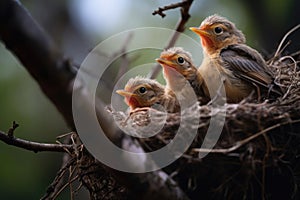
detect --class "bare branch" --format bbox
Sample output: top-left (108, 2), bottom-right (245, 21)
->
top-left (41, 158), bottom-right (77, 200)
top-left (0, 1), bottom-right (190, 199)
top-left (53, 175), bottom-right (79, 200)
top-left (0, 129), bottom-right (73, 153)
top-left (148, 0), bottom-right (194, 79)
top-left (152, 1), bottom-right (190, 18)
top-left (0, 0), bottom-right (75, 127)
top-left (7, 121), bottom-right (19, 137)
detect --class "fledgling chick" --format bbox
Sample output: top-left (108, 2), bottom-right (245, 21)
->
top-left (156, 47), bottom-right (209, 104)
top-left (116, 76), bottom-right (179, 113)
top-left (190, 14), bottom-right (282, 102)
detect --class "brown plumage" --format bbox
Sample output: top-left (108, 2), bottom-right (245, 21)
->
top-left (190, 14), bottom-right (282, 102)
top-left (116, 76), bottom-right (179, 113)
top-left (156, 47), bottom-right (209, 104)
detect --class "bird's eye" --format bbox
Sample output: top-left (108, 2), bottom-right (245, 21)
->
top-left (214, 26), bottom-right (223, 35)
top-left (177, 57), bottom-right (185, 64)
top-left (139, 87), bottom-right (147, 94)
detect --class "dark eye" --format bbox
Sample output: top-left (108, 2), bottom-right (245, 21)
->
top-left (177, 57), bottom-right (185, 64)
top-left (139, 87), bottom-right (147, 94)
top-left (214, 26), bottom-right (223, 34)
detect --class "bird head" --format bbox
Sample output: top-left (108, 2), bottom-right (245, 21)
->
top-left (116, 77), bottom-right (165, 110)
top-left (190, 14), bottom-right (246, 55)
top-left (156, 47), bottom-right (197, 85)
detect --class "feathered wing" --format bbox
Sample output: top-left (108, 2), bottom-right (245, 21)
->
top-left (220, 44), bottom-right (282, 96)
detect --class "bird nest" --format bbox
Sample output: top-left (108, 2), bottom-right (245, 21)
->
top-left (111, 52), bottom-right (300, 199)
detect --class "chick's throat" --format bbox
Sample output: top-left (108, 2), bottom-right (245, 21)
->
top-left (125, 96), bottom-right (141, 109)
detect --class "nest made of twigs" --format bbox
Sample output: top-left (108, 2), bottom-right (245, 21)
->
top-left (111, 49), bottom-right (300, 200)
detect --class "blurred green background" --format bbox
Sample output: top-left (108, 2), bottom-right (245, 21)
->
top-left (0, 0), bottom-right (299, 199)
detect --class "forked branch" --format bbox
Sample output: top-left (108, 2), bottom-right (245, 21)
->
top-left (0, 129), bottom-right (73, 153)
top-left (0, 1), bottom-right (190, 199)
top-left (148, 0), bottom-right (194, 79)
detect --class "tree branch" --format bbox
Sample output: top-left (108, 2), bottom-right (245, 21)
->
top-left (152, 0), bottom-right (191, 18)
top-left (0, 1), bottom-right (189, 199)
top-left (41, 157), bottom-right (76, 200)
top-left (0, 0), bottom-right (75, 127)
top-left (7, 121), bottom-right (19, 137)
top-left (148, 0), bottom-right (194, 79)
top-left (0, 129), bottom-right (73, 153)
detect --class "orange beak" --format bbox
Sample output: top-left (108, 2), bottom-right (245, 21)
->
top-left (156, 58), bottom-right (185, 85)
top-left (189, 27), bottom-right (213, 48)
top-left (155, 58), bottom-right (176, 68)
top-left (116, 90), bottom-right (140, 108)
top-left (189, 27), bottom-right (210, 37)
top-left (155, 57), bottom-right (181, 77)
top-left (116, 89), bottom-right (134, 97)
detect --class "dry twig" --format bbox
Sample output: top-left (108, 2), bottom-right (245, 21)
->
top-left (152, 0), bottom-right (192, 18)
top-left (7, 121), bottom-right (19, 137)
top-left (41, 158), bottom-right (77, 200)
top-left (269, 24), bottom-right (300, 65)
top-left (192, 119), bottom-right (300, 155)
top-left (0, 129), bottom-right (73, 153)
top-left (148, 0), bottom-right (194, 79)
top-left (0, 1), bottom-right (190, 199)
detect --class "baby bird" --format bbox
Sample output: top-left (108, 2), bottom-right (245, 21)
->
top-left (190, 14), bottom-right (282, 102)
top-left (116, 76), bottom-right (179, 113)
top-left (156, 47), bottom-right (209, 104)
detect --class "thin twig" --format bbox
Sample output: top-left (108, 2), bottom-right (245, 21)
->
top-left (41, 158), bottom-right (76, 200)
top-left (0, 130), bottom-right (73, 153)
top-left (73, 182), bottom-right (83, 194)
top-left (68, 164), bottom-right (77, 200)
top-left (152, 1), bottom-right (190, 18)
top-left (280, 56), bottom-right (298, 100)
top-left (52, 175), bottom-right (79, 200)
top-left (7, 121), bottom-right (19, 137)
top-left (148, 0), bottom-right (194, 79)
top-left (289, 50), bottom-right (300, 58)
top-left (56, 132), bottom-right (76, 140)
top-left (0, 1), bottom-right (190, 199)
top-left (270, 24), bottom-right (300, 65)
top-left (192, 119), bottom-right (300, 154)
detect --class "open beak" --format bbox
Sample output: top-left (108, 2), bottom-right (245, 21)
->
top-left (155, 58), bottom-right (176, 68)
top-left (189, 27), bottom-right (210, 37)
top-left (116, 90), bottom-right (140, 108)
